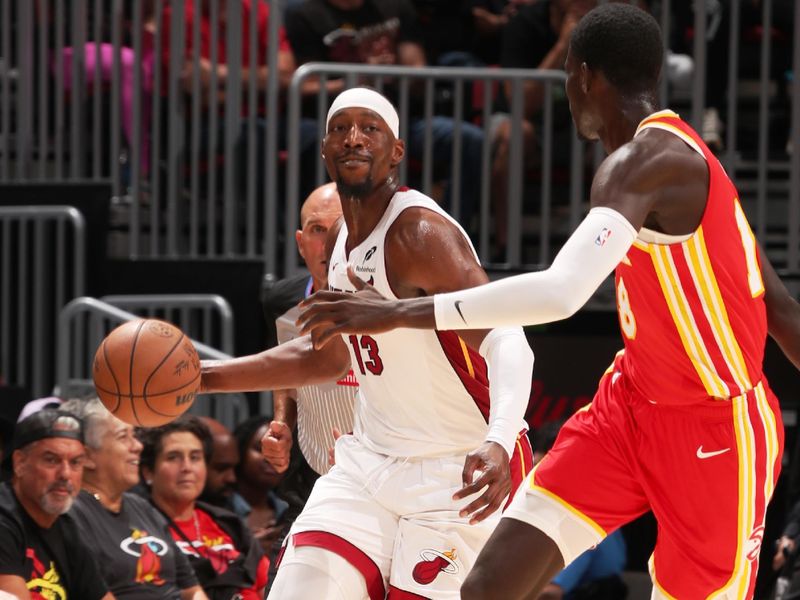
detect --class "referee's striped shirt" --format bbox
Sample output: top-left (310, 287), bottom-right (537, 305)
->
top-left (276, 305), bottom-right (357, 475)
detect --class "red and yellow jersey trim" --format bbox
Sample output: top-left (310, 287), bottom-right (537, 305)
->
top-left (650, 242), bottom-right (730, 398)
top-left (636, 110), bottom-right (703, 156)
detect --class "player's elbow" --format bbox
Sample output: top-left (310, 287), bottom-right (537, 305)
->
top-left (312, 346), bottom-right (352, 383)
top-left (545, 278), bottom-right (587, 320)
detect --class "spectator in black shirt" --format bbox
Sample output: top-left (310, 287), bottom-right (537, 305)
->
top-left (64, 397), bottom-right (206, 600)
top-left (0, 409), bottom-right (111, 599)
top-left (198, 416), bottom-right (252, 520)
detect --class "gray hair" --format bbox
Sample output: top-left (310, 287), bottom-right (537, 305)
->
top-left (60, 397), bottom-right (116, 450)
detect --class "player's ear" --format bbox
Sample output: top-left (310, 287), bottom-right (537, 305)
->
top-left (580, 61), bottom-right (591, 94)
top-left (391, 138), bottom-right (405, 167)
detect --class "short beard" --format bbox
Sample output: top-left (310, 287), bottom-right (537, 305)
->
top-left (39, 484), bottom-right (75, 516)
top-left (335, 175), bottom-right (373, 199)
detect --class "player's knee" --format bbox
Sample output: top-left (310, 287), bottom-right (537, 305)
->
top-left (268, 546), bottom-right (370, 600)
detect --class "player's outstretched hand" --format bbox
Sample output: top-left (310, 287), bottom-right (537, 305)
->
top-left (453, 441), bottom-right (511, 525)
top-left (297, 266), bottom-right (399, 349)
top-left (261, 420), bottom-right (293, 473)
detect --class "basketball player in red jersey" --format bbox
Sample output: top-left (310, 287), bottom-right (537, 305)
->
top-left (297, 4), bottom-right (800, 598)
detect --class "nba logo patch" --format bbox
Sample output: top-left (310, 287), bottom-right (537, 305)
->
top-left (595, 228), bottom-right (612, 247)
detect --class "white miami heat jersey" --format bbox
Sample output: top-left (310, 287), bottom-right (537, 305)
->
top-left (328, 188), bottom-right (500, 458)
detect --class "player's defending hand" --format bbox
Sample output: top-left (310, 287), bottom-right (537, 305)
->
top-left (453, 441), bottom-right (511, 525)
top-left (298, 267), bottom-right (400, 348)
top-left (261, 421), bottom-right (292, 473)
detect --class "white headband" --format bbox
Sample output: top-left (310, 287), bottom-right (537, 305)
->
top-left (326, 88), bottom-right (399, 138)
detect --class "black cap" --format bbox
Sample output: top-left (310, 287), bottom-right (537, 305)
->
top-left (12, 409), bottom-right (84, 451)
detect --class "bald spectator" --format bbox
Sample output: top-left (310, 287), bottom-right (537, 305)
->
top-left (0, 410), bottom-right (112, 599)
top-left (199, 417), bottom-right (250, 519)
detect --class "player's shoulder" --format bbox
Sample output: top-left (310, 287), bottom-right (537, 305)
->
top-left (595, 131), bottom-right (702, 198)
top-left (389, 204), bottom-right (464, 253)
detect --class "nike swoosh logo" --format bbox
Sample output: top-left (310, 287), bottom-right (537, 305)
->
top-left (696, 446), bottom-right (731, 459)
top-left (454, 300), bottom-right (467, 325)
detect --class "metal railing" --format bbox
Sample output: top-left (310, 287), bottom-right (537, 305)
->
top-left (0, 0), bottom-right (797, 272)
top-left (56, 295), bottom-right (249, 429)
top-left (285, 63), bottom-right (582, 272)
top-left (0, 205), bottom-right (85, 398)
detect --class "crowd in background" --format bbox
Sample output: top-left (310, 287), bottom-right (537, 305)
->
top-left (1, 1), bottom-right (799, 598)
top-left (37, 0), bottom-right (796, 246)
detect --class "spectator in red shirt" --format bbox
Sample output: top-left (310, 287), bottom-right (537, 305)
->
top-left (159, 0), bottom-right (319, 202)
top-left (139, 416), bottom-right (269, 600)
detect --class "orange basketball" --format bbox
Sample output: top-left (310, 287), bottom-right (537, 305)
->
top-left (92, 319), bottom-right (201, 427)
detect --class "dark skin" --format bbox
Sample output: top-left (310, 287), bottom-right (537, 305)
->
top-left (298, 48), bottom-right (800, 600)
top-left (202, 105), bottom-right (517, 524)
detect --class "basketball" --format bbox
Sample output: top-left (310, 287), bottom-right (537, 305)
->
top-left (92, 319), bottom-right (201, 427)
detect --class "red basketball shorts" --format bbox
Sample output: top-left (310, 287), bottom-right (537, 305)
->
top-left (504, 355), bottom-right (783, 599)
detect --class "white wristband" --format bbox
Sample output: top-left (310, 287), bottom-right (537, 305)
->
top-left (434, 207), bottom-right (637, 330)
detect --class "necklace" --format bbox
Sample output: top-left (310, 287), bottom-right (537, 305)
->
top-left (192, 508), bottom-right (202, 550)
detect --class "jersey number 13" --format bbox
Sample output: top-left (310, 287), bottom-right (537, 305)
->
top-left (348, 335), bottom-right (384, 376)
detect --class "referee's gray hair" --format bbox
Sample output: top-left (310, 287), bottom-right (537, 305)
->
top-left (60, 397), bottom-right (116, 450)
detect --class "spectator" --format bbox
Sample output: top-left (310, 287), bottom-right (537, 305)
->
top-left (284, 0), bottom-right (487, 234)
top-left (198, 417), bottom-right (250, 520)
top-left (772, 498), bottom-right (800, 599)
top-left (0, 409), bottom-right (111, 599)
top-left (491, 0), bottom-right (595, 254)
top-left (53, 1), bottom-right (156, 177)
top-left (669, 0), bottom-right (795, 152)
top-left (64, 397), bottom-right (206, 600)
top-left (159, 0), bottom-right (318, 201)
top-left (139, 416), bottom-right (269, 600)
top-left (233, 416), bottom-right (288, 560)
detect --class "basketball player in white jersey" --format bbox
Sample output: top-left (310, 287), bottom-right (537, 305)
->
top-left (262, 182), bottom-right (357, 477)
top-left (201, 87), bottom-right (535, 599)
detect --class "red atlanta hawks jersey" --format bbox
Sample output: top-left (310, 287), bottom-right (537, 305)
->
top-left (328, 188), bottom-right (526, 457)
top-left (616, 110), bottom-right (767, 405)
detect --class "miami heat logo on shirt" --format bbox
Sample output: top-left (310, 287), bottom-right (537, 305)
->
top-left (176, 536), bottom-right (239, 575)
top-left (412, 548), bottom-right (459, 585)
top-left (120, 528), bottom-right (169, 585)
top-left (25, 548), bottom-right (66, 600)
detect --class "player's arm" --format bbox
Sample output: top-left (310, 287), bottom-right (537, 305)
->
top-left (299, 147), bottom-right (655, 338)
top-left (202, 218), bottom-right (352, 394)
top-left (760, 245), bottom-right (800, 370)
top-left (201, 334), bottom-right (351, 394)
top-left (384, 209), bottom-right (534, 523)
top-left (432, 139), bottom-right (691, 330)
